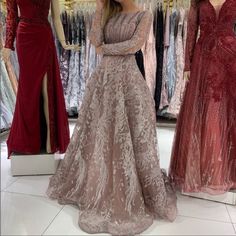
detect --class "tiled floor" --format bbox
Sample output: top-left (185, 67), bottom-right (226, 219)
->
top-left (1, 124), bottom-right (236, 235)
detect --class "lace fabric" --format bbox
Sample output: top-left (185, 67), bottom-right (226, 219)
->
top-left (167, 8), bottom-right (187, 116)
top-left (169, 0), bottom-right (236, 194)
top-left (48, 10), bottom-right (177, 235)
top-left (184, 0), bottom-right (199, 72)
top-left (5, 0), bottom-right (18, 50)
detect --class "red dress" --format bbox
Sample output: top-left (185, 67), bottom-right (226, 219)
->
top-left (169, 0), bottom-right (236, 194)
top-left (5, 0), bottom-right (70, 156)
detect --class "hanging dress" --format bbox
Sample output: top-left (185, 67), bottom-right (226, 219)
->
top-left (167, 9), bottom-right (178, 102)
top-left (154, 6), bottom-right (165, 112)
top-left (160, 5), bottom-right (170, 110)
top-left (167, 7), bottom-right (187, 116)
top-left (5, 0), bottom-right (70, 156)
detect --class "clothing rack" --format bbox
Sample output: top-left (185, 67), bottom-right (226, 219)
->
top-left (57, 0), bottom-right (191, 119)
top-left (56, 4), bottom-right (99, 117)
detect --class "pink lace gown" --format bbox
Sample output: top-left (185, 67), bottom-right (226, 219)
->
top-left (47, 10), bottom-right (177, 235)
top-left (169, 0), bottom-right (236, 194)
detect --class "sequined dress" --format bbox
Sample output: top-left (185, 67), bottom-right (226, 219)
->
top-left (169, 0), bottom-right (236, 194)
top-left (47, 10), bottom-right (177, 235)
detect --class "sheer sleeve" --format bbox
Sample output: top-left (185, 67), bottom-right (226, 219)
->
top-left (184, 1), bottom-right (199, 71)
top-left (101, 11), bottom-right (153, 56)
top-left (89, 9), bottom-right (104, 47)
top-left (5, 0), bottom-right (18, 50)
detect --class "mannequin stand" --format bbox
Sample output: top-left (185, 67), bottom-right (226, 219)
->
top-left (11, 153), bottom-right (60, 176)
top-left (182, 191), bottom-right (236, 205)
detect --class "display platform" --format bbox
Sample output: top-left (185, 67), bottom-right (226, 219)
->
top-left (11, 153), bottom-right (60, 176)
top-left (182, 191), bottom-right (236, 205)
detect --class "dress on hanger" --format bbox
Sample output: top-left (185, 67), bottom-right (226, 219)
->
top-left (65, 14), bottom-right (80, 114)
top-left (154, 5), bottom-right (165, 112)
top-left (160, 5), bottom-right (170, 110)
top-left (5, 0), bottom-right (70, 156)
top-left (47, 10), bottom-right (177, 235)
top-left (78, 13), bottom-right (86, 111)
top-left (169, 0), bottom-right (236, 194)
top-left (167, 9), bottom-right (178, 101)
top-left (167, 7), bottom-right (187, 116)
top-left (0, 101), bottom-right (13, 130)
top-left (0, 60), bottom-right (16, 119)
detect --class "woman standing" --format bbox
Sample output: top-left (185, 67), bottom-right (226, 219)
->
top-left (169, 0), bottom-right (236, 194)
top-left (47, 0), bottom-right (177, 234)
top-left (2, 0), bottom-right (73, 156)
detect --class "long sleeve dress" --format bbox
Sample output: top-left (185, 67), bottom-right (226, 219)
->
top-left (5, 0), bottom-right (70, 156)
top-left (47, 10), bottom-right (177, 235)
top-left (169, 0), bottom-right (236, 194)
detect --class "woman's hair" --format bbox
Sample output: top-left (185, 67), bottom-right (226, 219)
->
top-left (103, 0), bottom-right (122, 26)
top-left (193, 0), bottom-right (203, 4)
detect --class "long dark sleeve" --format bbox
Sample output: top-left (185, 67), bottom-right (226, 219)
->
top-left (184, 1), bottom-right (199, 71)
top-left (5, 0), bottom-right (18, 50)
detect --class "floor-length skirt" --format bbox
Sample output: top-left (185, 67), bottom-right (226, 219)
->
top-left (169, 39), bottom-right (236, 194)
top-left (7, 19), bottom-right (70, 156)
top-left (47, 55), bottom-right (177, 235)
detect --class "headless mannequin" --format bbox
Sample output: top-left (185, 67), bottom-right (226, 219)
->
top-left (209, 0), bottom-right (226, 18)
top-left (209, 0), bottom-right (226, 7)
top-left (2, 0), bottom-right (78, 153)
top-left (184, 0), bottom-right (226, 80)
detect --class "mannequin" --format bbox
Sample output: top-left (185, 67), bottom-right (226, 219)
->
top-left (42, 1), bottom-right (76, 153)
top-left (185, 0), bottom-right (228, 81)
top-left (169, 0), bottom-right (236, 194)
top-left (2, 0), bottom-right (77, 156)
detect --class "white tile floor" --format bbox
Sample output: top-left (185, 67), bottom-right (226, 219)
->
top-left (1, 124), bottom-right (236, 235)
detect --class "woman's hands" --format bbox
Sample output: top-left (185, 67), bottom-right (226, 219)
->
top-left (1, 48), bottom-right (11, 62)
top-left (96, 46), bottom-right (103, 55)
top-left (51, 0), bottom-right (80, 52)
top-left (60, 40), bottom-right (80, 51)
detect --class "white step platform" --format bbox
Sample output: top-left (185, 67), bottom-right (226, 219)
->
top-left (182, 191), bottom-right (236, 205)
top-left (11, 153), bottom-right (61, 176)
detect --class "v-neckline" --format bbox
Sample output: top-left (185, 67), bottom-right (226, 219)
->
top-left (207, 0), bottom-right (227, 22)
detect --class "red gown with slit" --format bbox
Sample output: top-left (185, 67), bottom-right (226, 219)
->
top-left (169, 0), bottom-right (236, 194)
top-left (5, 0), bottom-right (70, 156)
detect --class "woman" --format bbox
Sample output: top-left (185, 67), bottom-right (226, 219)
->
top-left (47, 0), bottom-right (177, 234)
top-left (2, 0), bottom-right (74, 156)
top-left (169, 0), bottom-right (236, 194)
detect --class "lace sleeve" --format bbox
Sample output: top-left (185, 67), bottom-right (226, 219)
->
top-left (184, 1), bottom-right (199, 71)
top-left (101, 11), bottom-right (153, 55)
top-left (89, 9), bottom-right (104, 47)
top-left (5, 0), bottom-right (18, 50)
